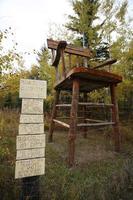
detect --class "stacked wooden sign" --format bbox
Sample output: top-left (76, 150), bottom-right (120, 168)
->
top-left (15, 79), bottom-right (47, 179)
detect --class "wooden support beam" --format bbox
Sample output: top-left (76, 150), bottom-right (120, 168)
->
top-left (55, 67), bottom-right (59, 82)
top-left (48, 90), bottom-right (60, 142)
top-left (85, 118), bottom-right (105, 122)
top-left (68, 79), bottom-right (79, 167)
top-left (61, 49), bottom-right (66, 79)
top-left (83, 93), bottom-right (87, 138)
top-left (78, 102), bottom-right (113, 107)
top-left (56, 103), bottom-right (113, 107)
top-left (53, 119), bottom-right (70, 128)
top-left (76, 56), bottom-right (79, 67)
top-left (110, 84), bottom-right (121, 152)
top-left (57, 117), bottom-right (83, 119)
top-left (51, 49), bottom-right (55, 63)
top-left (68, 54), bottom-right (72, 68)
top-left (56, 104), bottom-right (71, 107)
top-left (77, 122), bottom-right (115, 127)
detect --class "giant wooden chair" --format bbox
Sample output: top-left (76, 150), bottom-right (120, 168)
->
top-left (47, 39), bottom-right (122, 167)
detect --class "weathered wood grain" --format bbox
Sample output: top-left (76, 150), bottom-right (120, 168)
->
top-left (19, 123), bottom-right (44, 135)
top-left (47, 39), bottom-right (92, 58)
top-left (16, 134), bottom-right (45, 150)
top-left (15, 158), bottom-right (45, 179)
top-left (54, 67), bottom-right (122, 92)
top-left (53, 119), bottom-right (70, 128)
top-left (19, 79), bottom-right (47, 99)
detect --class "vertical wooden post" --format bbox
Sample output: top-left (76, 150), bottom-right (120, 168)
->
top-left (51, 49), bottom-right (55, 63)
top-left (76, 56), bottom-right (79, 67)
top-left (68, 79), bottom-right (79, 167)
top-left (69, 54), bottom-right (72, 69)
top-left (48, 90), bottom-right (60, 142)
top-left (83, 93), bottom-right (87, 138)
top-left (55, 67), bottom-right (59, 82)
top-left (110, 84), bottom-right (120, 152)
top-left (61, 49), bottom-right (66, 79)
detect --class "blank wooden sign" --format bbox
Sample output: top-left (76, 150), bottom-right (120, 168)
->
top-left (15, 158), bottom-right (45, 179)
top-left (19, 79), bottom-right (47, 99)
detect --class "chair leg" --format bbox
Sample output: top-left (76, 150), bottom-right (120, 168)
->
top-left (110, 84), bottom-right (120, 152)
top-left (83, 92), bottom-right (87, 138)
top-left (48, 90), bottom-right (60, 142)
top-left (68, 79), bottom-right (79, 167)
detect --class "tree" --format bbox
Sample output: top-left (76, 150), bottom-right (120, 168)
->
top-left (66, 0), bottom-right (133, 116)
top-left (0, 27), bottom-right (23, 73)
top-left (66, 0), bottom-right (100, 47)
top-left (66, 0), bottom-right (129, 49)
top-left (37, 47), bottom-right (55, 94)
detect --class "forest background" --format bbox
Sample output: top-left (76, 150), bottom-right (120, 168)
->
top-left (0, 0), bottom-right (132, 116)
top-left (0, 1), bottom-right (133, 199)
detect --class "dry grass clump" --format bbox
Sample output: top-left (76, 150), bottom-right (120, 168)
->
top-left (0, 109), bottom-right (133, 200)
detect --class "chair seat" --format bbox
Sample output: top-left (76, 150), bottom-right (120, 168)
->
top-left (54, 67), bottom-right (122, 92)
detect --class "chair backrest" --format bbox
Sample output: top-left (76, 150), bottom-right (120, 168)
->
top-left (47, 39), bottom-right (117, 81)
top-left (47, 39), bottom-right (93, 81)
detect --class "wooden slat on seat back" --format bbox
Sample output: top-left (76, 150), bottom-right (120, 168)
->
top-left (47, 39), bottom-right (93, 58)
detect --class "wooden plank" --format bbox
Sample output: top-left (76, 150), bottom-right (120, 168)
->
top-left (19, 124), bottom-right (44, 135)
top-left (21, 99), bottom-right (43, 114)
top-left (77, 122), bottom-right (115, 127)
top-left (48, 90), bottom-right (60, 142)
top-left (19, 79), bottom-right (47, 99)
top-left (78, 102), bottom-right (113, 107)
top-left (61, 49), bottom-right (66, 78)
top-left (56, 104), bottom-right (71, 107)
top-left (53, 119), bottom-right (70, 128)
top-left (93, 59), bottom-right (117, 69)
top-left (57, 117), bottom-right (83, 119)
top-left (47, 39), bottom-right (92, 58)
top-left (20, 114), bottom-right (44, 123)
top-left (110, 84), bottom-right (120, 152)
top-left (85, 118), bottom-right (105, 122)
top-left (15, 158), bottom-right (45, 179)
top-left (83, 93), bottom-right (87, 138)
top-left (67, 67), bottom-right (122, 83)
top-left (68, 79), bottom-right (79, 166)
top-left (16, 148), bottom-right (45, 160)
top-left (16, 134), bottom-right (45, 150)
top-left (54, 67), bottom-right (122, 92)
top-left (56, 103), bottom-right (113, 107)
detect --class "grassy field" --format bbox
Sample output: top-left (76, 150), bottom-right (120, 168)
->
top-left (0, 109), bottom-right (133, 200)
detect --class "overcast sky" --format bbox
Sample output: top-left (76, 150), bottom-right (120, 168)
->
top-left (0, 0), bottom-right (133, 68)
top-left (0, 0), bottom-right (73, 67)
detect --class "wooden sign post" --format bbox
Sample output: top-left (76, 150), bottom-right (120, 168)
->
top-left (15, 79), bottom-right (47, 199)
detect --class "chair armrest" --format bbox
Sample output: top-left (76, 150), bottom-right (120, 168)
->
top-left (93, 59), bottom-right (117, 69)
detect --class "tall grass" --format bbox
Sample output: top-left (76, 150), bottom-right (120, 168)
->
top-left (0, 109), bottom-right (133, 200)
